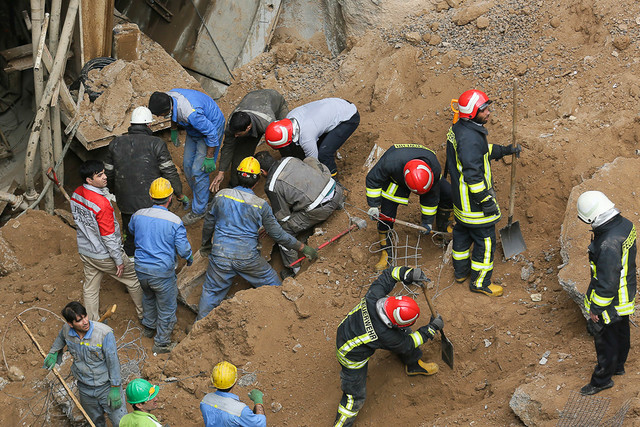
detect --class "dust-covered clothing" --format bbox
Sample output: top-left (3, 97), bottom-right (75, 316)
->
top-left (200, 391), bottom-right (266, 427)
top-left (167, 88), bottom-right (225, 150)
top-left (584, 214), bottom-right (636, 387)
top-left (219, 89), bottom-right (288, 186)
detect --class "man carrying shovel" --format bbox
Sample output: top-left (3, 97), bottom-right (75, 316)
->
top-left (254, 151), bottom-right (346, 279)
top-left (334, 266), bottom-right (443, 427)
top-left (446, 89), bottom-right (521, 297)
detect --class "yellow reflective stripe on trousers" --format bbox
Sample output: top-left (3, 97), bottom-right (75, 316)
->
top-left (366, 187), bottom-right (382, 198)
top-left (452, 249), bottom-right (470, 260)
top-left (471, 236), bottom-right (492, 287)
top-left (335, 395), bottom-right (358, 427)
top-left (616, 300), bottom-right (635, 315)
top-left (410, 331), bottom-right (424, 347)
top-left (382, 183), bottom-right (409, 204)
top-left (420, 204), bottom-right (437, 215)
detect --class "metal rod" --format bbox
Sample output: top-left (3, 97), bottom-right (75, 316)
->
top-left (507, 78), bottom-right (518, 226)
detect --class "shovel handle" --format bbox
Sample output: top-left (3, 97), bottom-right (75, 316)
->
top-left (508, 78), bottom-right (518, 223)
top-left (421, 285), bottom-right (438, 318)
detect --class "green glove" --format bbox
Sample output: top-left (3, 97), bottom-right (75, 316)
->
top-left (302, 245), bottom-right (318, 260)
top-left (43, 352), bottom-right (57, 370)
top-left (201, 157), bottom-right (217, 173)
top-left (107, 386), bottom-right (122, 410)
top-left (171, 129), bottom-right (178, 143)
top-left (177, 194), bottom-right (190, 210)
top-left (248, 389), bottom-right (264, 405)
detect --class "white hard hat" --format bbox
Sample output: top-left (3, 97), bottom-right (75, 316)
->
top-left (130, 106), bottom-right (154, 124)
top-left (577, 191), bottom-right (615, 224)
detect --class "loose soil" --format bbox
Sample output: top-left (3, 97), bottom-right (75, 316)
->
top-left (2, 0), bottom-right (640, 426)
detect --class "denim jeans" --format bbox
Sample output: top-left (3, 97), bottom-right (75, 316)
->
top-left (197, 254), bottom-right (280, 320)
top-left (136, 271), bottom-right (177, 346)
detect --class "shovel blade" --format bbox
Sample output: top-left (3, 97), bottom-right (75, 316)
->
top-left (499, 220), bottom-right (526, 259)
top-left (440, 331), bottom-right (454, 369)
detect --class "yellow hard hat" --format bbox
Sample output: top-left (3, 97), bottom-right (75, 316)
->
top-left (149, 177), bottom-right (173, 199)
top-left (211, 361), bottom-right (238, 389)
top-left (237, 156), bottom-right (261, 175)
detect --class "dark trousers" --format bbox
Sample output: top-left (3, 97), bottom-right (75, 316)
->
top-left (317, 111), bottom-right (360, 174)
top-left (121, 213), bottom-right (135, 257)
top-left (591, 316), bottom-right (630, 386)
top-left (452, 222), bottom-right (496, 288)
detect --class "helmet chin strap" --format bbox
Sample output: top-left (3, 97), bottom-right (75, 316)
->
top-left (376, 298), bottom-right (393, 328)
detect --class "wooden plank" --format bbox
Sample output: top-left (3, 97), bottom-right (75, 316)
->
top-left (80, 0), bottom-right (113, 60)
top-left (0, 44), bottom-right (32, 61)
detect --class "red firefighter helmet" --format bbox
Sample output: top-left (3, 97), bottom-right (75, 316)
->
top-left (265, 119), bottom-right (294, 149)
top-left (383, 296), bottom-right (420, 327)
top-left (458, 89), bottom-right (491, 119)
top-left (403, 159), bottom-right (434, 194)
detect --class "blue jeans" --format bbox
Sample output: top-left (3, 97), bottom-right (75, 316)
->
top-left (78, 382), bottom-right (127, 427)
top-left (183, 134), bottom-right (221, 215)
top-left (136, 271), bottom-right (177, 346)
top-left (197, 254), bottom-right (281, 320)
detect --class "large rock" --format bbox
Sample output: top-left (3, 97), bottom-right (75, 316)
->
top-left (510, 380), bottom-right (559, 425)
top-left (452, 0), bottom-right (494, 26)
top-left (558, 157), bottom-right (640, 317)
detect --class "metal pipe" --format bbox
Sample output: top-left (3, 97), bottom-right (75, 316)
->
top-left (24, 0), bottom-right (78, 199)
top-left (0, 192), bottom-right (28, 211)
top-left (49, 0), bottom-right (64, 186)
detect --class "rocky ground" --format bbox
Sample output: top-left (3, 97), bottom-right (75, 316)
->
top-left (2, 0), bottom-right (640, 425)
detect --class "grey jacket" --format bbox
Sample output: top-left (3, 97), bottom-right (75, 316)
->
top-left (264, 157), bottom-right (336, 225)
top-left (218, 89), bottom-right (288, 172)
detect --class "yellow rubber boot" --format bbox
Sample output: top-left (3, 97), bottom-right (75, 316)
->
top-left (470, 283), bottom-right (503, 297)
top-left (405, 360), bottom-right (439, 376)
top-left (375, 232), bottom-right (389, 271)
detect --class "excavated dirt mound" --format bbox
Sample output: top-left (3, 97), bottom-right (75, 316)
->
top-left (2, 0), bottom-right (640, 425)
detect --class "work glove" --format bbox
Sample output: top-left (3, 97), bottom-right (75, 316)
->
top-left (201, 157), bottom-right (217, 173)
top-left (186, 254), bottom-right (194, 266)
top-left (509, 143), bottom-right (522, 158)
top-left (480, 197), bottom-right (499, 216)
top-left (420, 222), bottom-right (432, 235)
top-left (107, 386), bottom-right (122, 410)
top-left (302, 245), bottom-right (318, 260)
top-left (43, 352), bottom-right (57, 370)
top-left (418, 324), bottom-right (437, 340)
top-left (367, 207), bottom-right (380, 220)
top-left (170, 129), bottom-right (180, 147)
top-left (402, 267), bottom-right (427, 285)
top-left (429, 314), bottom-right (444, 332)
top-left (248, 389), bottom-right (264, 405)
top-left (177, 195), bottom-right (190, 211)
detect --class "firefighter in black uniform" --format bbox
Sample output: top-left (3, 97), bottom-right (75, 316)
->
top-left (333, 266), bottom-right (444, 427)
top-left (365, 144), bottom-right (452, 271)
top-left (446, 89), bottom-right (521, 297)
top-left (577, 190), bottom-right (636, 395)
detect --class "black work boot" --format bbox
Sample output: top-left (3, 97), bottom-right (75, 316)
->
top-left (435, 208), bottom-right (454, 233)
top-left (580, 380), bottom-right (614, 395)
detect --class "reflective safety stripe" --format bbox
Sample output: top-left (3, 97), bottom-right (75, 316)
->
top-left (307, 179), bottom-right (336, 211)
top-left (366, 187), bottom-right (382, 198)
top-left (391, 267), bottom-right (403, 281)
top-left (420, 204), bottom-right (437, 215)
top-left (410, 331), bottom-right (424, 347)
top-left (336, 299), bottom-right (378, 369)
top-left (471, 260), bottom-right (493, 271)
top-left (335, 394), bottom-right (359, 427)
top-left (454, 206), bottom-right (500, 225)
top-left (590, 261), bottom-right (597, 279)
top-left (80, 342), bottom-right (102, 347)
top-left (617, 301), bottom-right (635, 315)
top-left (468, 181), bottom-right (486, 193)
top-left (452, 249), bottom-right (470, 260)
top-left (220, 194), bottom-right (262, 209)
top-left (590, 290), bottom-right (614, 307)
top-left (382, 183), bottom-right (409, 205)
top-left (268, 157), bottom-right (293, 192)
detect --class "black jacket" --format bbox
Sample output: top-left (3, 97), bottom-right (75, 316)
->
top-left (335, 267), bottom-right (432, 369)
top-left (446, 119), bottom-right (512, 227)
top-left (584, 214), bottom-right (637, 324)
top-left (365, 144), bottom-right (442, 225)
top-left (104, 125), bottom-right (182, 214)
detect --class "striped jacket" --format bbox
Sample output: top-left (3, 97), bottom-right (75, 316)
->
top-left (446, 119), bottom-right (512, 227)
top-left (70, 184), bottom-right (123, 265)
top-left (335, 267), bottom-right (430, 370)
top-left (584, 214), bottom-right (636, 324)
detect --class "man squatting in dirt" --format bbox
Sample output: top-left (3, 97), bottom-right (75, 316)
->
top-left (253, 151), bottom-right (346, 279)
top-left (334, 266), bottom-right (444, 427)
top-left (576, 191), bottom-right (636, 395)
top-left (196, 156), bottom-right (318, 320)
top-left (43, 302), bottom-right (127, 427)
top-left (70, 160), bottom-right (144, 321)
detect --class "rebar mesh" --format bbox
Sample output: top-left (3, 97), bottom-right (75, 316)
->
top-left (557, 391), bottom-right (610, 427)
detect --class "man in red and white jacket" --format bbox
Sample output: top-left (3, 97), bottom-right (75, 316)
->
top-left (70, 160), bottom-right (143, 321)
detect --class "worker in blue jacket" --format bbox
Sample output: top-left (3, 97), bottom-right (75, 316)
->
top-left (129, 178), bottom-right (193, 354)
top-left (149, 88), bottom-right (225, 225)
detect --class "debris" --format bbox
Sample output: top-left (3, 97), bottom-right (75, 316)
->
top-left (292, 343), bottom-right (302, 353)
top-left (237, 372), bottom-right (258, 387)
top-left (8, 366), bottom-right (24, 382)
top-left (530, 293), bottom-right (542, 302)
top-left (483, 339), bottom-right (492, 347)
top-left (539, 350), bottom-right (551, 365)
top-left (271, 401), bottom-right (283, 413)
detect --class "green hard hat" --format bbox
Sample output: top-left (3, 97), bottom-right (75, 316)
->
top-left (126, 378), bottom-right (159, 404)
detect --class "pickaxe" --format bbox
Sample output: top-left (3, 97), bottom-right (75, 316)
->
top-left (46, 167), bottom-right (71, 202)
top-left (98, 304), bottom-right (117, 323)
top-left (378, 213), bottom-right (452, 239)
top-left (288, 217), bottom-right (367, 268)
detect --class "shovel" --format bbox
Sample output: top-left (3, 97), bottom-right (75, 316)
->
top-left (421, 286), bottom-right (454, 369)
top-left (499, 78), bottom-right (526, 259)
top-left (288, 217), bottom-right (367, 268)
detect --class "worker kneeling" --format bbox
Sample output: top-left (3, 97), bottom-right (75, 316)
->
top-left (334, 266), bottom-right (443, 427)
top-left (197, 157), bottom-right (318, 320)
